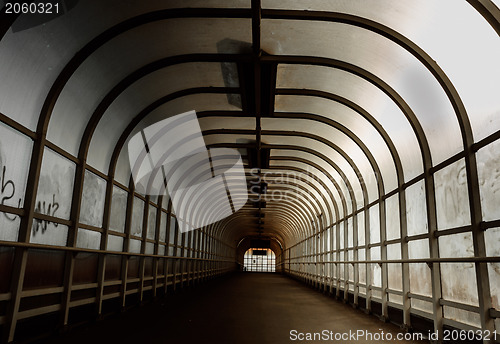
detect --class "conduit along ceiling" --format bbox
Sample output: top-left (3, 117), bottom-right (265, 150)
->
top-left (0, 0), bottom-right (500, 337)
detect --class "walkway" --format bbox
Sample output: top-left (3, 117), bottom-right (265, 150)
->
top-left (42, 273), bottom-right (428, 344)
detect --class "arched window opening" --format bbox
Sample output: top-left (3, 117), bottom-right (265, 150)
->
top-left (244, 248), bottom-right (276, 272)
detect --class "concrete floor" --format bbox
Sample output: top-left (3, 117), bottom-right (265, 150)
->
top-left (43, 273), bottom-right (428, 344)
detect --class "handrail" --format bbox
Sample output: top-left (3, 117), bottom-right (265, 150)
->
top-left (276, 256), bottom-right (500, 265)
top-left (0, 240), bottom-right (237, 263)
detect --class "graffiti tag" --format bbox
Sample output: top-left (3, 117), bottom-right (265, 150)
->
top-left (0, 165), bottom-right (22, 221)
top-left (32, 194), bottom-right (60, 235)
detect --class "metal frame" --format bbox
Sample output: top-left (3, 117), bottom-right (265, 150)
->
top-left (0, 2), bottom-right (499, 343)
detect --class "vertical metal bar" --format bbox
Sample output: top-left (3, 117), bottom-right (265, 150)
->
top-left (3, 249), bottom-right (28, 343)
top-left (353, 214), bottom-right (359, 307)
top-left (305, 240), bottom-right (308, 283)
top-left (467, 154), bottom-right (495, 341)
top-left (60, 250), bottom-right (75, 328)
top-left (289, 247), bottom-right (291, 275)
top-left (172, 219), bottom-right (178, 291)
top-left (314, 231), bottom-right (317, 288)
top-left (302, 242), bottom-right (306, 279)
top-left (342, 219), bottom-right (348, 303)
top-left (198, 229), bottom-right (203, 283)
top-left (426, 173), bottom-right (443, 342)
top-left (164, 200), bottom-right (172, 294)
top-left (380, 200), bottom-right (389, 320)
top-left (61, 162), bottom-right (86, 327)
top-left (120, 179), bottom-right (135, 309)
top-left (62, 168), bottom-right (91, 328)
top-left (194, 229), bottom-right (200, 285)
top-left (336, 222), bottom-right (341, 298)
top-left (329, 227), bottom-right (334, 294)
top-left (323, 219), bottom-right (328, 293)
top-left (314, 229), bottom-right (318, 288)
top-left (399, 189), bottom-right (411, 329)
top-left (252, 0), bottom-right (263, 228)
top-left (344, 220), bottom-right (349, 302)
top-left (213, 236), bottom-right (217, 274)
top-left (153, 196), bottom-right (162, 298)
top-left (200, 229), bottom-right (205, 282)
top-left (3, 137), bottom-right (45, 343)
top-left (187, 230), bottom-right (192, 288)
top-left (180, 232), bottom-right (185, 289)
top-left (308, 237), bottom-right (312, 285)
top-left (365, 207), bottom-right (372, 313)
top-left (96, 175), bottom-right (115, 316)
top-left (138, 196), bottom-right (149, 303)
top-left (203, 230), bottom-right (207, 281)
top-left (207, 231), bottom-right (211, 280)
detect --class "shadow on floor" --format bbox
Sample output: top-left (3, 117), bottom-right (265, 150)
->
top-left (36, 273), bottom-right (429, 344)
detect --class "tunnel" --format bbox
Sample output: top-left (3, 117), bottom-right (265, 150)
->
top-left (0, 0), bottom-right (499, 343)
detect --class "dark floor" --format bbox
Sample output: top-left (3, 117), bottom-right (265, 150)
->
top-left (41, 273), bottom-right (428, 344)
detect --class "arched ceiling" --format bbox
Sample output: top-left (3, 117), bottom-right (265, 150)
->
top-left (0, 0), bottom-right (499, 249)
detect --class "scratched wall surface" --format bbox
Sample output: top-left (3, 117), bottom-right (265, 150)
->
top-left (477, 139), bottom-right (500, 222)
top-left (405, 180), bottom-right (432, 313)
top-left (485, 227), bottom-right (500, 312)
top-left (0, 122), bottom-right (32, 241)
top-left (358, 249), bottom-right (366, 296)
top-left (79, 170), bottom-right (106, 228)
top-left (439, 232), bottom-right (479, 327)
top-left (107, 234), bottom-right (124, 252)
top-left (159, 212), bottom-right (167, 243)
top-left (434, 158), bottom-right (471, 230)
top-left (369, 204), bottom-right (380, 244)
top-left (109, 185), bottom-right (127, 233)
top-left (387, 243), bottom-right (402, 304)
top-left (147, 204), bottom-right (156, 240)
top-left (129, 238), bottom-right (141, 254)
top-left (405, 180), bottom-right (427, 236)
top-left (433, 156), bottom-right (484, 327)
top-left (478, 140), bottom-right (500, 315)
top-left (168, 216), bottom-right (176, 256)
top-left (0, 214), bottom-right (20, 242)
top-left (408, 239), bottom-right (432, 307)
top-left (160, 208), bottom-right (169, 253)
top-left (385, 194), bottom-right (400, 240)
top-left (370, 246), bottom-right (382, 300)
top-left (131, 196), bottom-right (144, 237)
top-left (76, 227), bottom-right (101, 250)
top-left (30, 223), bottom-right (69, 246)
top-left (32, 148), bottom-right (75, 245)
